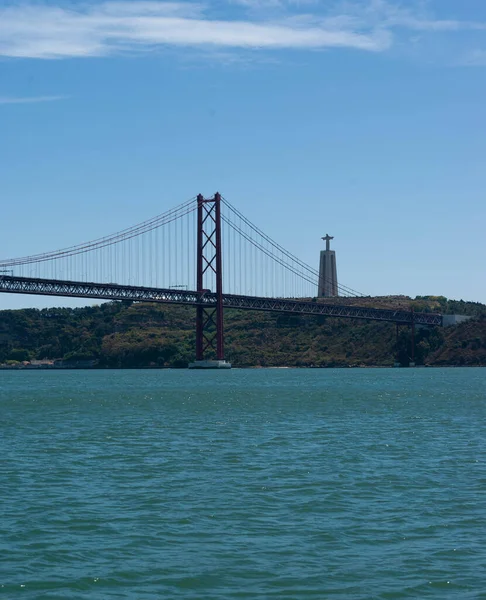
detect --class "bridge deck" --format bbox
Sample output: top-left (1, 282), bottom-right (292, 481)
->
top-left (0, 276), bottom-right (443, 326)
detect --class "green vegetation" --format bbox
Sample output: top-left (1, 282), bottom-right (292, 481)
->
top-left (1, 297), bottom-right (485, 368)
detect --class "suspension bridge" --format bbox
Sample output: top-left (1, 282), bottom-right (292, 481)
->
top-left (0, 194), bottom-right (442, 367)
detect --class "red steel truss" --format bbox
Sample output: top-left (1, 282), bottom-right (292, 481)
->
top-left (0, 275), bottom-right (443, 327)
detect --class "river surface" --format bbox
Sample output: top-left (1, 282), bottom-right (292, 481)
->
top-left (1, 368), bottom-right (485, 599)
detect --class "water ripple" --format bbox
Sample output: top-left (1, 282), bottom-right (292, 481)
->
top-left (1, 368), bottom-right (485, 598)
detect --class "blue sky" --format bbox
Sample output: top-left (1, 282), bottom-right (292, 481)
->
top-left (1, 0), bottom-right (485, 309)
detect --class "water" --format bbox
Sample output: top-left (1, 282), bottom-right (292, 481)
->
top-left (1, 368), bottom-right (485, 599)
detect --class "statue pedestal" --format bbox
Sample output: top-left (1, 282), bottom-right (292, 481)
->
top-left (318, 249), bottom-right (338, 297)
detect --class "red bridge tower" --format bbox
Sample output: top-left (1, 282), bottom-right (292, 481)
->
top-left (189, 193), bottom-right (231, 369)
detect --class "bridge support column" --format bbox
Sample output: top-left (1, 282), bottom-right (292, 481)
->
top-left (409, 309), bottom-right (416, 367)
top-left (394, 322), bottom-right (401, 367)
top-left (189, 192), bottom-right (231, 369)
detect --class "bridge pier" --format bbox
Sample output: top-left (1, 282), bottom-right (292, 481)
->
top-left (409, 309), bottom-right (416, 367)
top-left (394, 316), bottom-right (417, 368)
top-left (394, 322), bottom-right (401, 367)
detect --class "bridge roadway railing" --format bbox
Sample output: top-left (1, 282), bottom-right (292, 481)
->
top-left (0, 275), bottom-right (443, 326)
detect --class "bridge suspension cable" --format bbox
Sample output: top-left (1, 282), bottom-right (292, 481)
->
top-left (0, 197), bottom-right (199, 291)
top-left (1, 194), bottom-right (365, 300)
top-left (0, 198), bottom-right (196, 267)
top-left (221, 197), bottom-right (364, 298)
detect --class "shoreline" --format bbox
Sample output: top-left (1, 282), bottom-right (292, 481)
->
top-left (1, 364), bottom-right (485, 371)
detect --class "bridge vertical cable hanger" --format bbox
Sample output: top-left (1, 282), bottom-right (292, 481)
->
top-left (220, 198), bottom-right (365, 299)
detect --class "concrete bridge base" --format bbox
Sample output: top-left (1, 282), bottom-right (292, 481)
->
top-left (188, 360), bottom-right (232, 369)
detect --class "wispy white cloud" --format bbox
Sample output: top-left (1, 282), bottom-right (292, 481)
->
top-left (0, 95), bottom-right (68, 105)
top-left (324, 0), bottom-right (486, 64)
top-left (338, 0), bottom-right (486, 33)
top-left (0, 1), bottom-right (388, 59)
top-left (0, 1), bottom-right (485, 61)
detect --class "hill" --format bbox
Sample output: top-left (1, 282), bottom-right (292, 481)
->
top-left (0, 296), bottom-right (485, 368)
